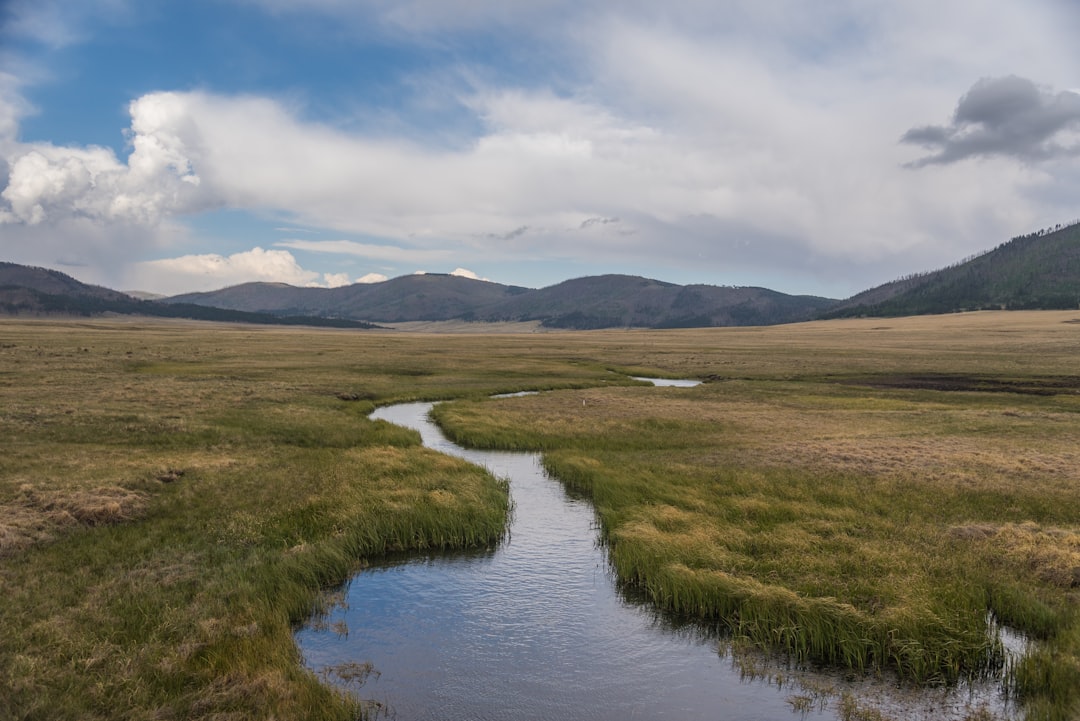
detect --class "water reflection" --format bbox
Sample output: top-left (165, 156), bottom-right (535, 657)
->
top-left (296, 390), bottom-right (1017, 721)
top-left (297, 399), bottom-right (808, 720)
top-left (632, 376), bottom-right (703, 387)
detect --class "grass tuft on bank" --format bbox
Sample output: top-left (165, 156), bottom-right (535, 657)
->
top-left (1, 320), bottom-right (607, 720)
top-left (3, 312), bottom-right (1080, 720)
top-left (432, 312), bottom-right (1080, 720)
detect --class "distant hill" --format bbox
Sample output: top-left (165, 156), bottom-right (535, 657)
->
top-left (0, 262), bottom-right (133, 303)
top-left (166, 273), bottom-right (836, 329)
top-left (168, 274), bottom-right (531, 322)
top-left (827, 221), bottom-right (1080, 317)
top-left (0, 262), bottom-right (380, 329)
top-left (6, 219), bottom-right (1079, 329)
top-left (473, 275), bottom-right (835, 328)
top-left (124, 290), bottom-right (167, 300)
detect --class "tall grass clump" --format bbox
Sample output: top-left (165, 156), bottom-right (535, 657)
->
top-left (0, 319), bottom-right (569, 720)
top-left (4, 312), bottom-right (1080, 719)
top-left (431, 312), bottom-right (1080, 720)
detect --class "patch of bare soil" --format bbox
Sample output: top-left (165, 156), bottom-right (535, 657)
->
top-left (0, 484), bottom-right (148, 556)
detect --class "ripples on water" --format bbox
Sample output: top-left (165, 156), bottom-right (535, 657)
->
top-left (295, 393), bottom-right (1018, 721)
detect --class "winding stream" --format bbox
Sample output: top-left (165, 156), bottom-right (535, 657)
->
top-left (295, 382), bottom-right (1017, 720)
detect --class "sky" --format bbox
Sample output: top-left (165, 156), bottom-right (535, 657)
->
top-left (1, 1), bottom-right (1079, 299)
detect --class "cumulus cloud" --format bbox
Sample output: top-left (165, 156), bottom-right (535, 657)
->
top-left (357, 272), bottom-right (389, 283)
top-left (0, 95), bottom-right (204, 227)
top-left (129, 247), bottom-right (336, 295)
top-left (4, 1), bottom-right (1080, 296)
top-left (902, 76), bottom-right (1080, 167)
top-left (44, 77), bottom-right (1054, 294)
top-left (450, 267), bottom-right (490, 281)
top-left (322, 272), bottom-right (352, 287)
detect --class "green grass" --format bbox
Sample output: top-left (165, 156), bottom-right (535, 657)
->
top-left (3, 312), bottom-right (1080, 719)
top-left (429, 312), bottom-right (1080, 720)
top-left (0, 320), bottom-right (597, 720)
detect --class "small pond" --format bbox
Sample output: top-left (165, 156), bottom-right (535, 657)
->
top-left (296, 383), bottom-right (1017, 720)
top-left (632, 376), bottom-right (703, 387)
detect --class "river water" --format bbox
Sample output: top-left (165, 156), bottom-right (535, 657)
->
top-left (295, 383), bottom-right (1017, 720)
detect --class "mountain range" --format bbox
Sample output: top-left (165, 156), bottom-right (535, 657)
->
top-left (824, 220), bottom-right (1080, 317)
top-left (0, 263), bottom-right (380, 329)
top-left (164, 273), bottom-right (837, 329)
top-left (3, 220), bottom-right (1078, 328)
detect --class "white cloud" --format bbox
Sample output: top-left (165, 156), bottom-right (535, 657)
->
top-left (2, 76), bottom-right (1061, 295)
top-left (129, 247), bottom-right (332, 295)
top-left (2, 0), bottom-right (137, 52)
top-left (4, 0), bottom-right (90, 48)
top-left (3, 0), bottom-right (1080, 297)
top-left (0, 94), bottom-right (205, 228)
top-left (357, 272), bottom-right (389, 283)
top-left (321, 272), bottom-right (352, 287)
top-left (450, 267), bottom-right (489, 281)
top-left (0, 73), bottom-right (29, 148)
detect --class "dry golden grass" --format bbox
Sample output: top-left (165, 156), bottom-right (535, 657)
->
top-left (3, 311), bottom-right (1080, 720)
top-left (962, 523), bottom-right (1080, 590)
top-left (0, 318), bottom-right (541, 720)
top-left (0, 484), bottom-right (147, 555)
top-left (428, 311), bottom-right (1080, 719)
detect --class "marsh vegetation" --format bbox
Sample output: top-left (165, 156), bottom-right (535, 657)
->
top-left (2, 312), bottom-right (1079, 719)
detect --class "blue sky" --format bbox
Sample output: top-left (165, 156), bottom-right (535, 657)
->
top-left (2, 1), bottom-right (1079, 298)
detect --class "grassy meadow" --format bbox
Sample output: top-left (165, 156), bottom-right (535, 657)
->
top-left (2, 312), bottom-right (1079, 720)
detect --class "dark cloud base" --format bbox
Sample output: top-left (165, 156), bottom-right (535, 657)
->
top-left (902, 75), bottom-right (1080, 167)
